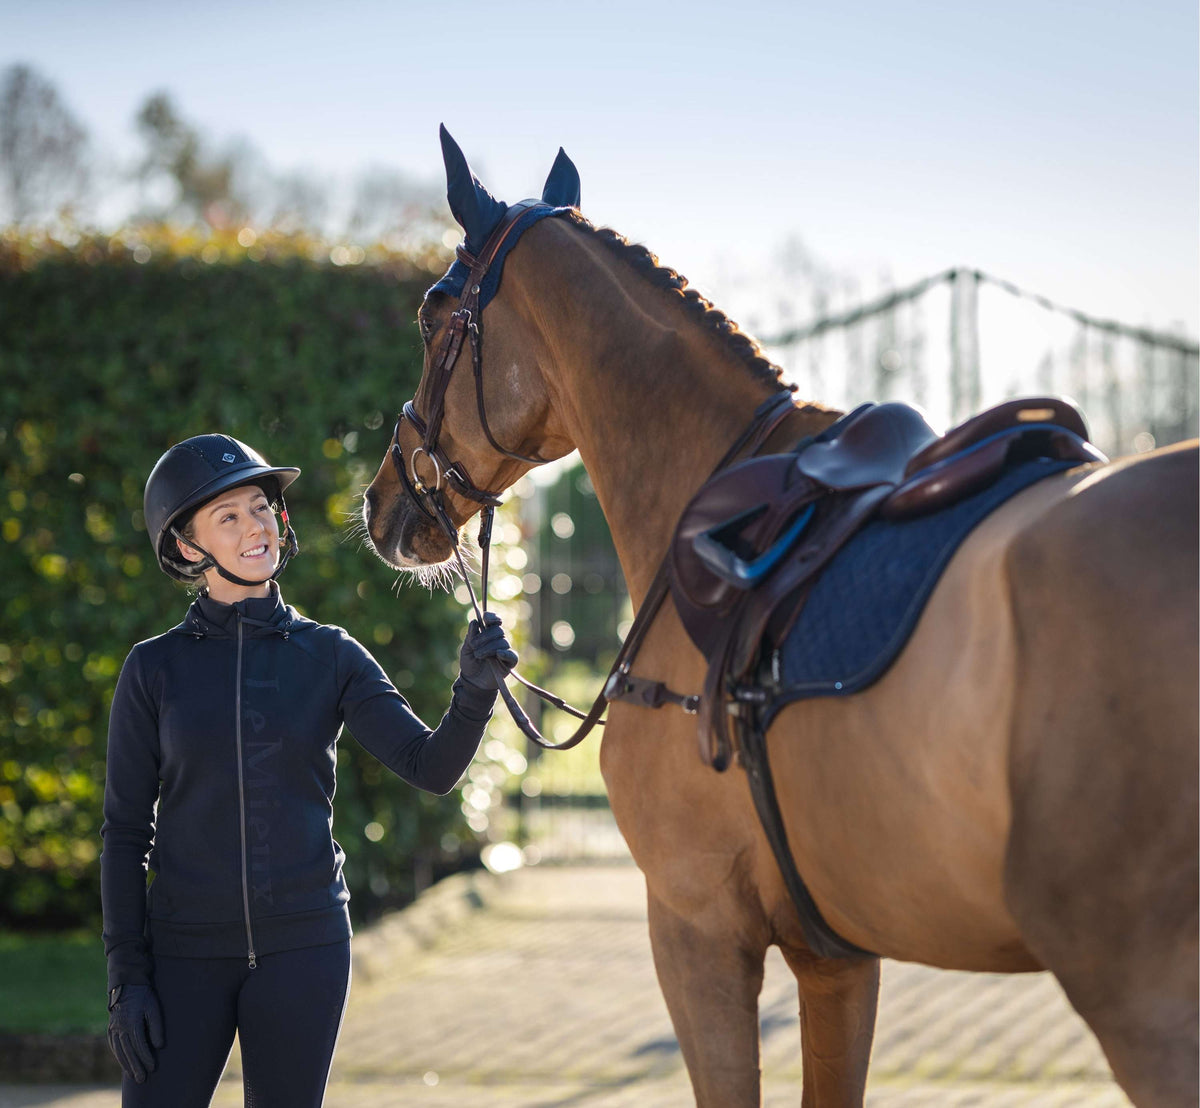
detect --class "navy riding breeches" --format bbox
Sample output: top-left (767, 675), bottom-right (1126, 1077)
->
top-left (121, 940), bottom-right (351, 1108)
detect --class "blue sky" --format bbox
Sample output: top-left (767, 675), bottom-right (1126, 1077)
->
top-left (4, 0), bottom-right (1197, 336)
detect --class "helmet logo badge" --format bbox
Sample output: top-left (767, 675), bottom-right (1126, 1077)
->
top-left (221, 453), bottom-right (236, 463)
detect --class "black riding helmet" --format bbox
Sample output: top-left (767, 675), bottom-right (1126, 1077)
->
top-left (145, 434), bottom-right (301, 586)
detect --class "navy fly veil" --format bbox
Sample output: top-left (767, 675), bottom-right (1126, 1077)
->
top-left (429, 205), bottom-right (574, 305)
top-left (430, 125), bottom-right (581, 307)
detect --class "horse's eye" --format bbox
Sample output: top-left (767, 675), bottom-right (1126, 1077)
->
top-left (418, 314), bottom-right (436, 343)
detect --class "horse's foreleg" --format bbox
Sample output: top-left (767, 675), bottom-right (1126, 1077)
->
top-left (780, 949), bottom-right (880, 1108)
top-left (646, 889), bottom-right (766, 1107)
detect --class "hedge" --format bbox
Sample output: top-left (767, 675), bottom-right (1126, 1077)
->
top-left (0, 227), bottom-right (493, 928)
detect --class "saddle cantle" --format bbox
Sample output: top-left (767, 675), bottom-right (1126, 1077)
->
top-left (668, 396), bottom-right (1104, 770)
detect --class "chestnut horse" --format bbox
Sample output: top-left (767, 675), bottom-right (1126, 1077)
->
top-left (363, 132), bottom-right (1198, 1107)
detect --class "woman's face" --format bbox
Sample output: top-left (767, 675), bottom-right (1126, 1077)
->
top-left (177, 483), bottom-right (281, 591)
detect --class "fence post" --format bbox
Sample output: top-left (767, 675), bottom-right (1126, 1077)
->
top-left (949, 269), bottom-right (981, 422)
top-left (1099, 333), bottom-right (1119, 454)
top-left (1070, 323), bottom-right (1091, 415)
top-left (1171, 346), bottom-right (1198, 444)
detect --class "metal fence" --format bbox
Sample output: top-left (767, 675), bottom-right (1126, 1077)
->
top-left (762, 267), bottom-right (1199, 459)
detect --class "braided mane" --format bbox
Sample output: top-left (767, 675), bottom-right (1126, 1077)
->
top-left (563, 211), bottom-right (788, 390)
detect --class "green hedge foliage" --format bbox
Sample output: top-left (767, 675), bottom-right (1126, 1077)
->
top-left (0, 228), bottom-right (481, 929)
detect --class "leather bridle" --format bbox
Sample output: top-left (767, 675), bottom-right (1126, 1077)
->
top-left (390, 198), bottom-right (551, 524)
top-left (387, 201), bottom-right (800, 751)
top-left (389, 200), bottom-right (610, 748)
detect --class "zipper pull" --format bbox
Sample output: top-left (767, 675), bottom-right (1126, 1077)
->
top-left (248, 949), bottom-right (258, 970)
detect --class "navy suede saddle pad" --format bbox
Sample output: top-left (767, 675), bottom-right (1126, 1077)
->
top-left (764, 456), bottom-right (1076, 720)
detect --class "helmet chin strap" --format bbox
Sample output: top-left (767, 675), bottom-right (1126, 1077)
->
top-left (171, 506), bottom-right (300, 590)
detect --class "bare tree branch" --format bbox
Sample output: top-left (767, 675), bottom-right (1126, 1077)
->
top-left (0, 63), bottom-right (91, 226)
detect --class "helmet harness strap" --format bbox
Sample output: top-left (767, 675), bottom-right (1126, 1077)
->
top-left (169, 500), bottom-right (299, 589)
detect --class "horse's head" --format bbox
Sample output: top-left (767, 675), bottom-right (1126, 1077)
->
top-left (363, 126), bottom-right (581, 571)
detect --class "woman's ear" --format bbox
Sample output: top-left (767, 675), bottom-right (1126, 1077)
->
top-left (176, 536), bottom-right (204, 563)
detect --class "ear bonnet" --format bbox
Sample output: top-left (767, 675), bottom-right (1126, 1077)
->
top-left (429, 125), bottom-right (582, 309)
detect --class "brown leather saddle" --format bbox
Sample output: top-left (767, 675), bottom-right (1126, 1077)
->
top-left (668, 396), bottom-right (1100, 769)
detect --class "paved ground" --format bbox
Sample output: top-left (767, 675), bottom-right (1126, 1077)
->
top-left (0, 862), bottom-right (1128, 1107)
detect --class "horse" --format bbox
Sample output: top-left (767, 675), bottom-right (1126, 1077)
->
top-left (362, 129), bottom-right (1199, 1107)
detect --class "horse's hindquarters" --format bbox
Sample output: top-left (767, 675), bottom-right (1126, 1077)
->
top-left (1002, 443), bottom-right (1199, 1105)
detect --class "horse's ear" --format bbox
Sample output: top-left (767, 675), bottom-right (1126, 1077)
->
top-left (542, 147), bottom-right (581, 208)
top-left (439, 123), bottom-right (506, 248)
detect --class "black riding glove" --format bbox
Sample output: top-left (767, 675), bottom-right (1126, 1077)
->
top-left (458, 612), bottom-right (518, 690)
top-left (107, 984), bottom-right (165, 1085)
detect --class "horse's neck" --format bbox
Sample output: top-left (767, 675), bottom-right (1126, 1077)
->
top-left (525, 236), bottom-right (782, 601)
top-left (575, 360), bottom-right (770, 601)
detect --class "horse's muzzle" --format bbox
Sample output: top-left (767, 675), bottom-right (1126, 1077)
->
top-left (363, 487), bottom-right (455, 569)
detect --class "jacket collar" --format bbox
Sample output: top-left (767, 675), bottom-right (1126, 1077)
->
top-left (171, 582), bottom-right (303, 640)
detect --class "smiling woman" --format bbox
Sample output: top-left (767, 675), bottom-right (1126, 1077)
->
top-left (174, 486), bottom-right (284, 604)
top-left (99, 432), bottom-right (519, 1106)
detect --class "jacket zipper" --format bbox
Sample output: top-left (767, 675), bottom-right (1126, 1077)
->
top-left (235, 614), bottom-right (257, 969)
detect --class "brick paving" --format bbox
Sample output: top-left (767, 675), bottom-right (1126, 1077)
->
top-left (0, 863), bottom-right (1128, 1107)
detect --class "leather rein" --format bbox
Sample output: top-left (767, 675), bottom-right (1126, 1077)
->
top-left (389, 200), bottom-right (799, 750)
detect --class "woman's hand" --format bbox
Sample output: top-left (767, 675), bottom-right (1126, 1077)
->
top-left (458, 612), bottom-right (518, 690)
top-left (107, 984), bottom-right (165, 1084)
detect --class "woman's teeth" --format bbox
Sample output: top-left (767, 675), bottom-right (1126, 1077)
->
top-left (241, 545), bottom-right (268, 558)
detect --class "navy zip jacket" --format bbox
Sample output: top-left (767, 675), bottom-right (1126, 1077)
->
top-left (100, 586), bottom-right (496, 989)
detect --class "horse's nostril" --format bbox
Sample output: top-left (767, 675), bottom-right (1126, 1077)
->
top-left (363, 489), bottom-right (377, 527)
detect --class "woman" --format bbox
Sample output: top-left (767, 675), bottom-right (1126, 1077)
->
top-left (101, 433), bottom-right (516, 1106)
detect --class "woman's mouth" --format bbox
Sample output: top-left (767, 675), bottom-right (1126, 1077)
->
top-left (240, 544), bottom-right (269, 560)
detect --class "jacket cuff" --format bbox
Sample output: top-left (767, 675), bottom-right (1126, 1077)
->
top-left (450, 677), bottom-right (497, 722)
top-left (106, 943), bottom-right (153, 991)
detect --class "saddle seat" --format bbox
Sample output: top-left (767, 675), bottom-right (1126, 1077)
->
top-left (668, 396), bottom-right (1101, 769)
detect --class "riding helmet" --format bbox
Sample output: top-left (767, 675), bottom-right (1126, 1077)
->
top-left (144, 434), bottom-right (300, 583)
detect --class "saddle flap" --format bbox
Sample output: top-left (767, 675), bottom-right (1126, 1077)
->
top-left (671, 454), bottom-right (813, 608)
